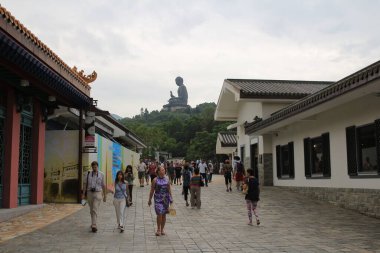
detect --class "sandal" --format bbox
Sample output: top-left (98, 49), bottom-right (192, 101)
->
top-left (161, 230), bottom-right (166, 235)
top-left (155, 230), bottom-right (161, 236)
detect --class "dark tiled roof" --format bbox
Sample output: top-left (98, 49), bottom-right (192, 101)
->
top-left (225, 79), bottom-right (333, 99)
top-left (245, 60), bottom-right (380, 134)
top-left (218, 132), bottom-right (237, 147)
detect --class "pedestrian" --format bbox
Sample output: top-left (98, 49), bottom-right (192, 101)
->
top-left (125, 165), bottom-right (134, 205)
top-left (145, 161), bottom-right (151, 186)
top-left (83, 161), bottom-right (106, 233)
top-left (174, 162), bottom-right (182, 185)
top-left (223, 160), bottom-right (233, 192)
top-left (244, 168), bottom-right (260, 226)
top-left (113, 170), bottom-right (128, 232)
top-left (182, 162), bottom-right (192, 207)
top-left (198, 159), bottom-right (208, 187)
top-left (137, 159), bottom-right (146, 187)
top-left (168, 161), bottom-right (175, 185)
top-left (208, 160), bottom-right (214, 183)
top-left (234, 158), bottom-right (246, 191)
top-left (190, 167), bottom-right (202, 209)
top-left (148, 166), bottom-right (173, 236)
top-left (149, 160), bottom-right (157, 182)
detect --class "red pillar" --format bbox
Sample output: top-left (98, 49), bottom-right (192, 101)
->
top-left (31, 100), bottom-right (45, 204)
top-left (3, 89), bottom-right (20, 208)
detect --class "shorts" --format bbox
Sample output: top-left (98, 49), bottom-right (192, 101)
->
top-left (138, 171), bottom-right (145, 179)
top-left (224, 174), bottom-right (232, 185)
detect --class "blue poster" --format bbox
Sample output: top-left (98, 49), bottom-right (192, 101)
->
top-left (112, 142), bottom-right (122, 182)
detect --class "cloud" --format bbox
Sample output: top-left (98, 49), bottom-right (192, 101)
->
top-left (2, 0), bottom-right (380, 117)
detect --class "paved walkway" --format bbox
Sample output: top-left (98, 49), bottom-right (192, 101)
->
top-left (0, 175), bottom-right (380, 253)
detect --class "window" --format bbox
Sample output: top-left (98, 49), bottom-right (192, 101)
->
top-left (311, 137), bottom-right (323, 176)
top-left (304, 133), bottom-right (330, 178)
top-left (346, 120), bottom-right (380, 177)
top-left (276, 142), bottom-right (294, 179)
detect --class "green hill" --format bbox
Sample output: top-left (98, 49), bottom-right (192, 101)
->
top-left (119, 103), bottom-right (231, 161)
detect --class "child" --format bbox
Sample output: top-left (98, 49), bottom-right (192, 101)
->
top-left (244, 168), bottom-right (260, 226)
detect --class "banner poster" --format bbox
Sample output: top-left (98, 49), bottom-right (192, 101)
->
top-left (44, 130), bottom-right (79, 203)
top-left (112, 142), bottom-right (122, 182)
top-left (84, 110), bottom-right (95, 148)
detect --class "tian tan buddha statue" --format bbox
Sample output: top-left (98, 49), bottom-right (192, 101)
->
top-left (168, 76), bottom-right (188, 106)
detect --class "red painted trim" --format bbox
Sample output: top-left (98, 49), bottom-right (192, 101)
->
top-left (3, 88), bottom-right (20, 208)
top-left (31, 100), bottom-right (45, 204)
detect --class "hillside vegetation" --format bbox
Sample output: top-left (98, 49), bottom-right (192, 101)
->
top-left (119, 103), bottom-right (231, 161)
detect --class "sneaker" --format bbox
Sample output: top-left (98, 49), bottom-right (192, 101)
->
top-left (229, 187), bottom-right (232, 192)
top-left (91, 226), bottom-right (97, 233)
top-left (256, 220), bottom-right (260, 226)
top-left (226, 189), bottom-right (229, 192)
top-left (186, 202), bottom-right (189, 207)
top-left (247, 221), bottom-right (253, 226)
top-left (120, 226), bottom-right (124, 232)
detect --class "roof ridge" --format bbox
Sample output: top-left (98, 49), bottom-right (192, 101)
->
top-left (0, 5), bottom-right (96, 88)
top-left (226, 78), bottom-right (334, 84)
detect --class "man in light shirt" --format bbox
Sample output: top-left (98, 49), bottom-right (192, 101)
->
top-left (198, 159), bottom-right (208, 187)
top-left (83, 161), bottom-right (106, 233)
top-left (137, 158), bottom-right (147, 187)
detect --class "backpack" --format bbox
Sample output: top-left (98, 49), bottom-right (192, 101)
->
top-left (183, 169), bottom-right (191, 185)
top-left (237, 162), bottom-right (244, 173)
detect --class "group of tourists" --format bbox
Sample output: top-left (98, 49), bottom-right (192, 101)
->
top-left (83, 156), bottom-right (260, 235)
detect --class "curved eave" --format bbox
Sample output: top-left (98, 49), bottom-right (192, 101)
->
top-left (0, 30), bottom-right (92, 107)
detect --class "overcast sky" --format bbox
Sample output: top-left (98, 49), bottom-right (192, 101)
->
top-left (2, 0), bottom-right (380, 118)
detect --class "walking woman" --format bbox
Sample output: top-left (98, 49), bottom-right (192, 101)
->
top-left (148, 166), bottom-right (173, 236)
top-left (125, 165), bottom-right (134, 205)
top-left (174, 162), bottom-right (182, 185)
top-left (244, 168), bottom-right (260, 226)
top-left (113, 170), bottom-right (128, 232)
top-left (190, 167), bottom-right (202, 209)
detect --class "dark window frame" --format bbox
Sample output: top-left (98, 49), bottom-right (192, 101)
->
top-left (276, 142), bottom-right (294, 179)
top-left (346, 120), bottom-right (380, 178)
top-left (304, 133), bottom-right (331, 179)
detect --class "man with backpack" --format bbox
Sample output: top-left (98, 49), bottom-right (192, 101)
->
top-left (182, 162), bottom-right (192, 207)
top-left (234, 157), bottom-right (245, 191)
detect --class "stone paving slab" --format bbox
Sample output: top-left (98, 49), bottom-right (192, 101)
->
top-left (0, 175), bottom-right (380, 252)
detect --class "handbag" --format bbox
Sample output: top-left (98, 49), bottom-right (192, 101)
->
top-left (169, 204), bottom-right (176, 216)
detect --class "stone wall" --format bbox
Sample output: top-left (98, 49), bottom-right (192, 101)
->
top-left (280, 186), bottom-right (380, 219)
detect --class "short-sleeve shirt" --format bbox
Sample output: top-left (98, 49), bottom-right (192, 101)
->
top-left (138, 162), bottom-right (146, 172)
top-left (198, 163), bottom-right (208, 174)
top-left (149, 164), bottom-right (157, 175)
top-left (85, 170), bottom-right (105, 192)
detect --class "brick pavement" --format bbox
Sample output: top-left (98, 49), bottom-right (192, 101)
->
top-left (0, 175), bottom-right (379, 253)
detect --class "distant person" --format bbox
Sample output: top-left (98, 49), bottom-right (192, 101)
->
top-left (198, 160), bottom-right (208, 187)
top-left (244, 168), bottom-right (260, 226)
top-left (125, 165), bottom-right (134, 205)
top-left (149, 161), bottom-right (158, 182)
top-left (234, 157), bottom-right (246, 191)
top-left (167, 161), bottom-right (175, 185)
top-left (190, 167), bottom-right (202, 209)
top-left (223, 160), bottom-right (233, 192)
top-left (137, 159), bottom-right (146, 187)
top-left (174, 162), bottom-right (182, 185)
top-left (208, 160), bottom-right (214, 183)
top-left (148, 166), bottom-right (173, 236)
top-left (182, 163), bottom-right (192, 207)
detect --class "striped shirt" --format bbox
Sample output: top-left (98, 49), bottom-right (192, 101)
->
top-left (190, 175), bottom-right (202, 187)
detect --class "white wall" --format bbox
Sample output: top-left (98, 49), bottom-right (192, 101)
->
top-left (237, 101), bottom-right (292, 160)
top-left (272, 94), bottom-right (380, 189)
